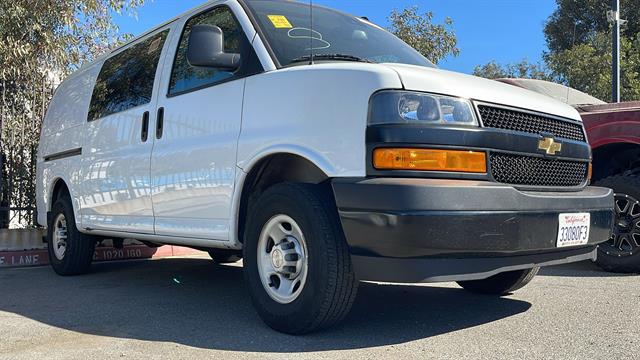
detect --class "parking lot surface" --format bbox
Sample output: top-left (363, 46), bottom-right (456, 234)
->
top-left (0, 256), bottom-right (638, 360)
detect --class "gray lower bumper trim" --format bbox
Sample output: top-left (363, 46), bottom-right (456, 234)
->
top-left (352, 247), bottom-right (598, 283)
top-left (333, 178), bottom-right (613, 212)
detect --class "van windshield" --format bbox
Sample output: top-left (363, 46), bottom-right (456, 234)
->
top-left (244, 0), bottom-right (435, 68)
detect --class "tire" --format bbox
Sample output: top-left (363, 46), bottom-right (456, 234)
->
top-left (457, 267), bottom-right (539, 295)
top-left (243, 183), bottom-right (358, 334)
top-left (207, 249), bottom-right (242, 264)
top-left (593, 174), bottom-right (640, 273)
top-left (47, 196), bottom-right (96, 276)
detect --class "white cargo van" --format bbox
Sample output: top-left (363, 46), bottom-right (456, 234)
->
top-left (37, 0), bottom-right (614, 334)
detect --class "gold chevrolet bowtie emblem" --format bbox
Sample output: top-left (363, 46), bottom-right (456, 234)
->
top-left (538, 137), bottom-right (562, 155)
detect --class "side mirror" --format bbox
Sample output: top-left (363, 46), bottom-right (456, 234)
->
top-left (187, 25), bottom-right (241, 71)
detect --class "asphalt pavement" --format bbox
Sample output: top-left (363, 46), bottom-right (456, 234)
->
top-left (0, 256), bottom-right (638, 359)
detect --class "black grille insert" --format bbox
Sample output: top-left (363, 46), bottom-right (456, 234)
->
top-left (491, 153), bottom-right (588, 187)
top-left (478, 105), bottom-right (586, 142)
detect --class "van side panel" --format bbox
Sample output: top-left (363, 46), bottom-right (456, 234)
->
top-left (36, 64), bottom-right (102, 227)
top-left (78, 27), bottom-right (174, 235)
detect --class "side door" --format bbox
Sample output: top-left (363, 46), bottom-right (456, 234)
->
top-left (150, 5), bottom-right (262, 239)
top-left (79, 28), bottom-right (171, 234)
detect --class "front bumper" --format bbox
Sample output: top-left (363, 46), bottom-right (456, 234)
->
top-left (332, 178), bottom-right (615, 283)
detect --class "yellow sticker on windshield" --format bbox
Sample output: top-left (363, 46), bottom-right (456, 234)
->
top-left (267, 15), bottom-right (293, 29)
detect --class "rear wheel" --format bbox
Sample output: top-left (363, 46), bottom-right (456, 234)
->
top-left (243, 183), bottom-right (358, 334)
top-left (457, 267), bottom-right (539, 295)
top-left (594, 174), bottom-right (640, 273)
top-left (207, 249), bottom-right (242, 264)
top-left (47, 196), bottom-right (96, 276)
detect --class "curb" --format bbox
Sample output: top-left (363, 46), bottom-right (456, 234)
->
top-left (0, 245), bottom-right (206, 269)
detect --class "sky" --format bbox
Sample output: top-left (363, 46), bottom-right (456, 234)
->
top-left (114, 0), bottom-right (558, 74)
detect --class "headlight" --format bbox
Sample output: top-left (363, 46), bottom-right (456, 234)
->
top-left (369, 90), bottom-right (478, 126)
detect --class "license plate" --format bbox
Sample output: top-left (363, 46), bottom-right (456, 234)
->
top-left (557, 213), bottom-right (591, 248)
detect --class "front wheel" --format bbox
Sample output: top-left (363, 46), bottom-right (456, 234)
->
top-left (457, 267), bottom-right (539, 295)
top-left (243, 183), bottom-right (358, 334)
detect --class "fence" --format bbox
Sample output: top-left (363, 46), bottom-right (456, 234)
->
top-left (0, 78), bottom-right (56, 229)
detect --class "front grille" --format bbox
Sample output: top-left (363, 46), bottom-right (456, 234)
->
top-left (478, 105), bottom-right (586, 142)
top-left (490, 153), bottom-right (588, 187)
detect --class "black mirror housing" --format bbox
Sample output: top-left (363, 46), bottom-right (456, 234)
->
top-left (187, 25), bottom-right (241, 71)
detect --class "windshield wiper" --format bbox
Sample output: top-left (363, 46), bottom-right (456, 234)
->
top-left (290, 53), bottom-right (375, 64)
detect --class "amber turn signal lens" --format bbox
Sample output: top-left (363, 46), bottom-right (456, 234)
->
top-left (373, 148), bottom-right (487, 173)
top-left (587, 162), bottom-right (593, 183)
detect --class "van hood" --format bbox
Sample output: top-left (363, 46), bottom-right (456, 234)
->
top-left (383, 64), bottom-right (581, 121)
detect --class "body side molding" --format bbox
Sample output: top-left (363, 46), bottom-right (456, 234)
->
top-left (44, 148), bottom-right (83, 162)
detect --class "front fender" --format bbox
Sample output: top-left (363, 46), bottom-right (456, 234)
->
top-left (237, 144), bottom-right (338, 176)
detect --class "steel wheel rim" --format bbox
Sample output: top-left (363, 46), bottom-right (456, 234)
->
top-left (52, 213), bottom-right (68, 260)
top-left (257, 214), bottom-right (308, 304)
top-left (603, 193), bottom-right (640, 257)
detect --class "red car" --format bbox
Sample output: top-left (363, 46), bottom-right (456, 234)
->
top-left (499, 79), bottom-right (640, 273)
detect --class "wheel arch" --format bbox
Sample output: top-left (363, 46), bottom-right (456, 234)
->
top-left (50, 178), bottom-right (71, 206)
top-left (45, 177), bottom-right (80, 229)
top-left (591, 142), bottom-right (640, 182)
top-left (232, 151), bottom-right (333, 247)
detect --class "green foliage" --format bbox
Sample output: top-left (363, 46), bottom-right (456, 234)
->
top-left (0, 0), bottom-right (144, 83)
top-left (542, 1), bottom-right (640, 102)
top-left (544, 0), bottom-right (640, 53)
top-left (546, 33), bottom-right (640, 102)
top-left (474, 0), bottom-right (640, 102)
top-left (388, 6), bottom-right (459, 65)
top-left (473, 59), bottom-right (554, 81)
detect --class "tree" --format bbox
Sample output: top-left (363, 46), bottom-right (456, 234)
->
top-left (388, 6), bottom-right (459, 65)
top-left (544, 0), bottom-right (640, 53)
top-left (1, 0), bottom-right (144, 83)
top-left (474, 0), bottom-right (640, 102)
top-left (473, 59), bottom-right (554, 81)
top-left (546, 33), bottom-right (640, 102)
top-left (542, 0), bottom-right (640, 102)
